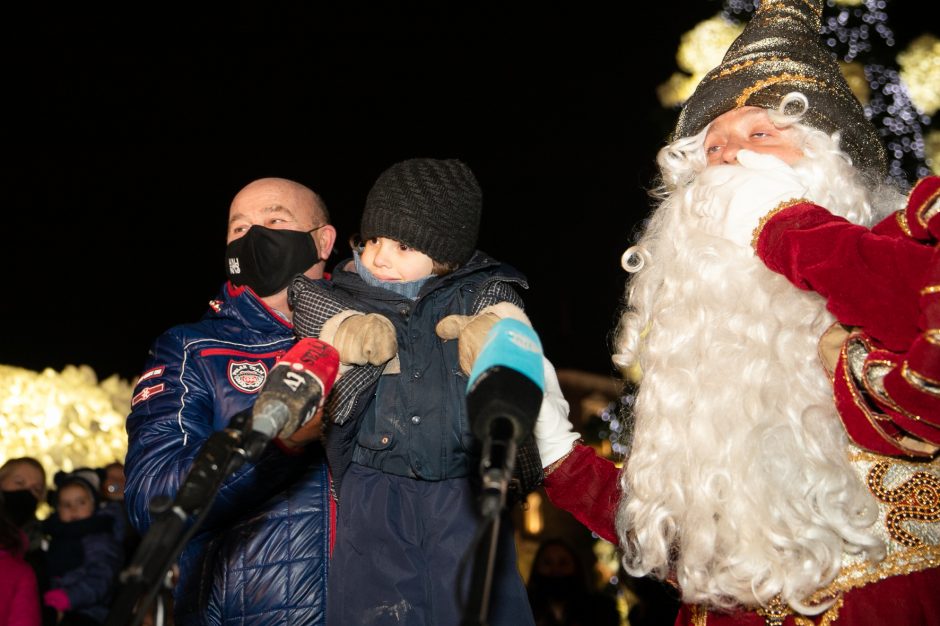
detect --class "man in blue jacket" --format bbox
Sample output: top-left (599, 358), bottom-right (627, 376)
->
top-left (124, 177), bottom-right (338, 625)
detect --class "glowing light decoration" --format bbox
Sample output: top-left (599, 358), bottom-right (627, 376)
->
top-left (658, 16), bottom-right (743, 108)
top-left (898, 35), bottom-right (940, 117)
top-left (0, 364), bottom-right (132, 488)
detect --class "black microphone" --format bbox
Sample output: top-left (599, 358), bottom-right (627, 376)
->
top-left (244, 338), bottom-right (340, 458)
top-left (465, 318), bottom-right (545, 517)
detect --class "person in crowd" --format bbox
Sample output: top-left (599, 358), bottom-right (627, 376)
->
top-left (96, 462), bottom-right (135, 551)
top-left (526, 537), bottom-right (619, 626)
top-left (0, 458), bottom-right (47, 551)
top-left (288, 157), bottom-right (579, 626)
top-left (0, 457), bottom-right (50, 615)
top-left (123, 177), bottom-right (340, 625)
top-left (98, 463), bottom-right (124, 507)
top-left (0, 489), bottom-right (42, 626)
top-left (41, 469), bottom-right (122, 626)
top-left (541, 0), bottom-right (940, 624)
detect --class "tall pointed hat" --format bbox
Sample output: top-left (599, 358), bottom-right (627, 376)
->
top-left (674, 0), bottom-right (887, 175)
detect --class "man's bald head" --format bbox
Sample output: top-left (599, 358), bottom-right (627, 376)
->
top-left (228, 177), bottom-right (329, 238)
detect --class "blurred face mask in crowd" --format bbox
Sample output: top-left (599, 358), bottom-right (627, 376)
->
top-left (1, 489), bottom-right (39, 527)
top-left (531, 543), bottom-right (583, 600)
top-left (0, 462), bottom-right (45, 502)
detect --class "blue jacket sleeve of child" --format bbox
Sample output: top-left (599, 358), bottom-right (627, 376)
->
top-left (56, 529), bottom-right (123, 614)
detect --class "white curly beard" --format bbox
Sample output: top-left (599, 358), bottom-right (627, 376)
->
top-left (614, 138), bottom-right (891, 614)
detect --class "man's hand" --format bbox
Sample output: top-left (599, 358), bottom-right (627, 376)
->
top-left (435, 302), bottom-right (531, 375)
top-left (278, 406), bottom-right (325, 449)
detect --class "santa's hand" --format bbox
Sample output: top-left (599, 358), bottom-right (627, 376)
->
top-left (716, 150), bottom-right (810, 248)
top-left (534, 357), bottom-right (579, 467)
top-left (320, 310), bottom-right (397, 366)
top-left (435, 302), bottom-right (531, 375)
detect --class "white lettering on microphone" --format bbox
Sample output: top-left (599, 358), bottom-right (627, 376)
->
top-left (507, 330), bottom-right (539, 355)
top-left (283, 370), bottom-right (306, 392)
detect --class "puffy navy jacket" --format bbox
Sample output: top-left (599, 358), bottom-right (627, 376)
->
top-left (124, 283), bottom-right (332, 626)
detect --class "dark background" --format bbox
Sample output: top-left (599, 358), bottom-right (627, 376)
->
top-left (0, 3), bottom-right (930, 382)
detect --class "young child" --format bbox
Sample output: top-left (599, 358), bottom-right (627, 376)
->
top-left (288, 157), bottom-right (577, 626)
top-left (42, 469), bottom-right (122, 626)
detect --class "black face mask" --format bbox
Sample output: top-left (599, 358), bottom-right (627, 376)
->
top-left (1, 489), bottom-right (39, 527)
top-left (225, 225), bottom-right (323, 297)
top-left (530, 573), bottom-right (583, 601)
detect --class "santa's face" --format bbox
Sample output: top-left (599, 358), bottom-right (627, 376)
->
top-left (704, 107), bottom-right (804, 167)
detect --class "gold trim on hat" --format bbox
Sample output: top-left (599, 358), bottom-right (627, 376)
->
top-left (714, 56), bottom-right (789, 80)
top-left (736, 74), bottom-right (826, 107)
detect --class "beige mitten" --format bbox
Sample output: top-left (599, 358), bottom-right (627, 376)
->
top-left (435, 302), bottom-right (531, 375)
top-left (320, 310), bottom-right (397, 366)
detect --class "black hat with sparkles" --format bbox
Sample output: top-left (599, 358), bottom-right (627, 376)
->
top-left (674, 0), bottom-right (887, 175)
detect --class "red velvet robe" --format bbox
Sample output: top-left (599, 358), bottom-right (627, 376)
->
top-left (756, 175), bottom-right (940, 457)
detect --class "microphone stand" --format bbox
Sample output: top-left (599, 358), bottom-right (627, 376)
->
top-left (105, 411), bottom-right (254, 626)
top-left (462, 418), bottom-right (519, 626)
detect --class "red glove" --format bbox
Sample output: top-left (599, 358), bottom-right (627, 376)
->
top-left (43, 588), bottom-right (71, 612)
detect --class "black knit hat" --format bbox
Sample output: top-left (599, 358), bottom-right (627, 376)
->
top-left (674, 0), bottom-right (886, 176)
top-left (360, 158), bottom-right (482, 266)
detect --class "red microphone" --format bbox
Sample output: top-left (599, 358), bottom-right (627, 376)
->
top-left (251, 338), bottom-right (340, 443)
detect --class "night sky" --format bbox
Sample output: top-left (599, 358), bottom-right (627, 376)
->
top-left (0, 2), bottom-right (930, 382)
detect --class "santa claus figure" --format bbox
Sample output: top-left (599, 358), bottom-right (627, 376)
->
top-left (543, 0), bottom-right (940, 623)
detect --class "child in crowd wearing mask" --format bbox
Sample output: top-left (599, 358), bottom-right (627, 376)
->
top-left (288, 157), bottom-right (577, 626)
top-left (42, 469), bottom-right (122, 626)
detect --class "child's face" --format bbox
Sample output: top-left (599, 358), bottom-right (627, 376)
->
top-left (361, 237), bottom-right (434, 281)
top-left (58, 483), bottom-right (95, 523)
